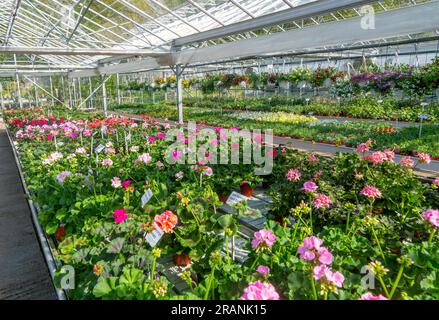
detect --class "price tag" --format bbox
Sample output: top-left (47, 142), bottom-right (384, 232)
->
top-left (95, 144), bottom-right (105, 153)
top-left (141, 188), bottom-right (153, 208)
top-left (145, 223), bottom-right (164, 248)
top-left (226, 191), bottom-right (249, 206)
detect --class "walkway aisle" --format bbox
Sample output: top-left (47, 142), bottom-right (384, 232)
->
top-left (0, 120), bottom-right (56, 300)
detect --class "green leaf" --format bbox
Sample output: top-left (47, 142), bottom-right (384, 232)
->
top-left (217, 214), bottom-right (234, 228)
top-left (107, 237), bottom-right (125, 254)
top-left (93, 277), bottom-right (117, 298)
top-left (120, 268), bottom-right (144, 286)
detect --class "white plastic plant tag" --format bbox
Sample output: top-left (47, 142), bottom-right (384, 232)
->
top-left (95, 144), bottom-right (105, 153)
top-left (141, 188), bottom-right (153, 208)
top-left (101, 125), bottom-right (107, 136)
top-left (126, 133), bottom-right (132, 141)
top-left (145, 223), bottom-right (164, 247)
top-left (226, 191), bottom-right (249, 206)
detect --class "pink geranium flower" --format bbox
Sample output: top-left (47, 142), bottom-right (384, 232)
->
top-left (313, 265), bottom-right (344, 288)
top-left (111, 177), bottom-right (121, 189)
top-left (135, 153), bottom-right (152, 165)
top-left (298, 237), bottom-right (333, 264)
top-left (56, 171), bottom-right (72, 184)
top-left (317, 247), bottom-right (333, 265)
top-left (122, 179), bottom-right (132, 189)
top-left (360, 185), bottom-right (382, 199)
top-left (202, 166), bottom-right (213, 176)
top-left (433, 178), bottom-right (439, 187)
top-left (364, 151), bottom-right (387, 165)
top-left (416, 152), bottom-right (431, 164)
top-left (241, 280), bottom-right (280, 300)
top-left (113, 209), bottom-right (128, 224)
top-left (251, 229), bottom-right (276, 251)
top-left (359, 293), bottom-right (388, 300)
top-left (256, 265), bottom-right (270, 275)
top-left (303, 180), bottom-right (318, 193)
top-left (101, 158), bottom-right (113, 166)
top-left (172, 150), bottom-right (182, 159)
top-left (286, 168), bottom-right (301, 182)
top-left (148, 136), bottom-right (156, 143)
top-left (400, 156), bottom-right (415, 168)
top-left (156, 132), bottom-right (166, 139)
top-left (422, 209), bottom-right (439, 228)
top-left (356, 143), bottom-right (370, 153)
top-left (313, 193), bottom-right (332, 209)
top-left (325, 270), bottom-right (345, 288)
top-left (308, 154), bottom-right (319, 163)
top-left (383, 149), bottom-right (395, 162)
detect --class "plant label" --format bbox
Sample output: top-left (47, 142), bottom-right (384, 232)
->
top-left (141, 188), bottom-right (153, 208)
top-left (226, 191), bottom-right (249, 206)
top-left (95, 144), bottom-right (105, 153)
top-left (126, 133), bottom-right (132, 141)
top-left (145, 223), bottom-right (164, 247)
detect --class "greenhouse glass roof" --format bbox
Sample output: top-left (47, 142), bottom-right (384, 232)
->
top-left (0, 0), bottom-right (438, 74)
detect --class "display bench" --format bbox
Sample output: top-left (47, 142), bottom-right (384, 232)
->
top-left (160, 188), bottom-right (273, 294)
top-left (4, 121), bottom-right (274, 298)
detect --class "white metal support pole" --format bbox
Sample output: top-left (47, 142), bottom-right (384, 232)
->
top-left (72, 79), bottom-right (77, 108)
top-left (34, 77), bottom-right (38, 108)
top-left (89, 77), bottom-right (94, 109)
top-left (102, 75), bottom-right (108, 116)
top-left (0, 83), bottom-right (5, 110)
top-left (176, 64), bottom-right (184, 124)
top-left (13, 54), bottom-right (22, 109)
top-left (49, 76), bottom-right (54, 106)
top-left (77, 78), bottom-right (82, 106)
top-left (68, 79), bottom-right (73, 109)
top-left (61, 75), bottom-right (65, 103)
top-left (116, 73), bottom-right (121, 105)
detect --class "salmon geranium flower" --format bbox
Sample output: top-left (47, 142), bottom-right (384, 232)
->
top-left (154, 210), bottom-right (178, 233)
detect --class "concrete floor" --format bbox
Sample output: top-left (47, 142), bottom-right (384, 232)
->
top-left (0, 122), bottom-right (56, 300)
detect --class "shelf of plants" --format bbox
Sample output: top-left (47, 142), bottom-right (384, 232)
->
top-left (2, 107), bottom-right (438, 300)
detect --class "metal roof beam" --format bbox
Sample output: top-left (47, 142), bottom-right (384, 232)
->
top-left (149, 0), bottom-right (201, 33)
top-left (116, 0), bottom-right (181, 38)
top-left (66, 0), bottom-right (95, 44)
top-left (0, 46), bottom-right (169, 57)
top-left (93, 0), bottom-right (165, 44)
top-left (172, 0), bottom-right (376, 47)
top-left (174, 1), bottom-right (439, 65)
top-left (4, 0), bottom-right (22, 45)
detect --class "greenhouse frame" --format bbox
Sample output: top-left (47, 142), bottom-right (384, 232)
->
top-left (0, 0), bottom-right (438, 303)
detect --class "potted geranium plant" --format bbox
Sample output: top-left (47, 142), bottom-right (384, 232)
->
top-left (238, 171), bottom-right (263, 197)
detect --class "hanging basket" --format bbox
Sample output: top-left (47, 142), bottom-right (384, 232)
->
top-left (298, 81), bottom-right (310, 89)
top-left (279, 81), bottom-right (290, 90)
top-left (323, 78), bottom-right (332, 88)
